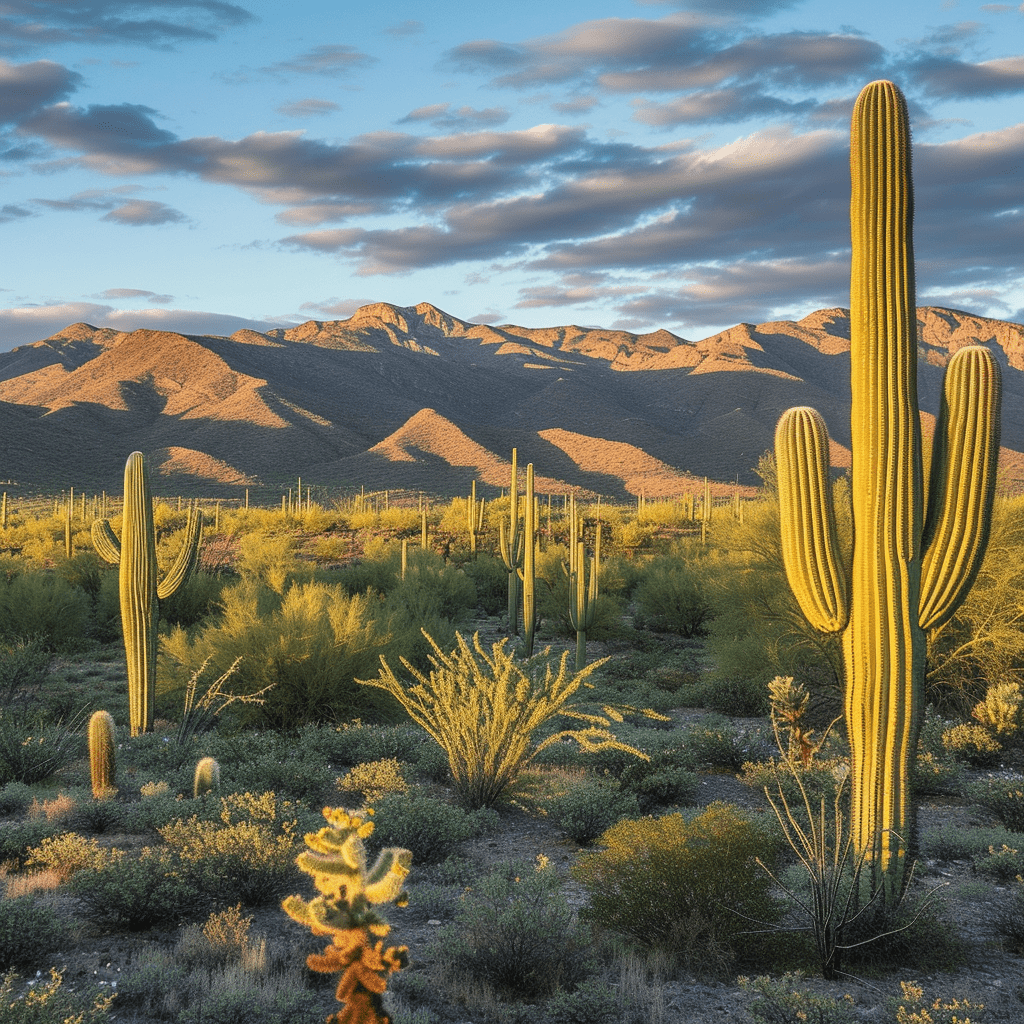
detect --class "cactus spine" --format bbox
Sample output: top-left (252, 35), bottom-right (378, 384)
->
top-left (194, 756), bottom-right (220, 798)
top-left (499, 449), bottom-right (524, 635)
top-left (92, 452), bottom-right (203, 736)
top-left (775, 81), bottom-right (1001, 901)
top-left (88, 710), bottom-right (116, 799)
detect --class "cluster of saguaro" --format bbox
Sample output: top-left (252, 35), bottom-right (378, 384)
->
top-left (282, 808), bottom-right (411, 1024)
top-left (564, 493), bottom-right (601, 671)
top-left (88, 710), bottom-right (116, 799)
top-left (775, 81), bottom-right (1001, 901)
top-left (92, 452), bottom-right (204, 736)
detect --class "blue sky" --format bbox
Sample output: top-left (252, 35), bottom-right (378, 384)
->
top-left (1, 0), bottom-right (1022, 350)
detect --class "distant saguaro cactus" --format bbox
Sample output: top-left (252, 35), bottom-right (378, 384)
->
top-left (775, 80), bottom-right (1001, 901)
top-left (499, 449), bottom-right (524, 635)
top-left (92, 452), bottom-right (203, 736)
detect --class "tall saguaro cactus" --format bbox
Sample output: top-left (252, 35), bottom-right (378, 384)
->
top-left (92, 452), bottom-right (203, 736)
top-left (499, 449), bottom-right (524, 635)
top-left (775, 81), bottom-right (1001, 901)
top-left (516, 462), bottom-right (537, 657)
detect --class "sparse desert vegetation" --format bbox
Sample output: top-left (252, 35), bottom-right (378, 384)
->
top-left (0, 469), bottom-right (1021, 1023)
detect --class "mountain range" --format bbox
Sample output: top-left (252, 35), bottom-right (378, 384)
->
top-left (1, 301), bottom-right (1022, 501)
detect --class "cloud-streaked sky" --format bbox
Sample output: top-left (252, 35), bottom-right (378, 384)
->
top-left (1, 0), bottom-right (1022, 349)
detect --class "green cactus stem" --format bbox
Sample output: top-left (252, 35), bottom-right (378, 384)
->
top-left (499, 449), bottom-right (524, 635)
top-left (566, 504), bottom-right (601, 671)
top-left (194, 756), bottom-right (220, 798)
top-left (516, 462), bottom-right (537, 657)
top-left (282, 807), bottom-right (411, 1024)
top-left (88, 710), bottom-right (116, 799)
top-left (92, 452), bottom-right (203, 736)
top-left (775, 80), bottom-right (1001, 902)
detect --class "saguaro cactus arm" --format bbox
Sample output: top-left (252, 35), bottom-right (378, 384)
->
top-left (918, 345), bottom-right (1001, 632)
top-left (91, 520), bottom-right (121, 564)
top-left (157, 507), bottom-right (203, 600)
top-left (775, 407), bottom-right (849, 634)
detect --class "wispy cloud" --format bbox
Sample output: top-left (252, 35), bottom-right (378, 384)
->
top-left (94, 288), bottom-right (174, 303)
top-left (0, 1), bottom-right (254, 53)
top-left (277, 98), bottom-right (341, 118)
top-left (264, 44), bottom-right (376, 78)
top-left (398, 103), bottom-right (510, 128)
top-left (102, 199), bottom-right (187, 225)
top-left (384, 20), bottom-right (424, 37)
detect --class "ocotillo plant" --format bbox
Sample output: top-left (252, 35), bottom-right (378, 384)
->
top-left (88, 710), bottom-right (116, 799)
top-left (92, 452), bottom-right (203, 736)
top-left (282, 808), bottom-right (411, 1024)
top-left (775, 80), bottom-right (1001, 903)
top-left (499, 449), bottom-right (524, 635)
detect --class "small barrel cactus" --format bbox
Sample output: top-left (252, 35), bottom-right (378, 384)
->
top-left (88, 710), bottom-right (117, 799)
top-left (193, 756), bottom-right (221, 798)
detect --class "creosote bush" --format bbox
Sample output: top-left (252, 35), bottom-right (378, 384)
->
top-left (573, 803), bottom-right (781, 974)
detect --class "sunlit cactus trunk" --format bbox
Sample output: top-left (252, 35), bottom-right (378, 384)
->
top-left (499, 449), bottom-right (524, 635)
top-left (775, 81), bottom-right (1001, 902)
top-left (92, 452), bottom-right (203, 736)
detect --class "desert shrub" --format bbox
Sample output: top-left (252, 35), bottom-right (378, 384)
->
top-left (404, 881), bottom-right (460, 922)
top-left (973, 842), bottom-right (1024, 881)
top-left (70, 846), bottom-right (205, 928)
top-left (543, 978), bottom-right (621, 1024)
top-left (941, 723), bottom-right (1002, 767)
top-left (972, 680), bottom-right (1024, 742)
top-left (995, 882), bottom-right (1024, 953)
top-left (393, 549), bottom-right (477, 622)
top-left (240, 748), bottom-right (335, 803)
top-left (696, 673), bottom-right (772, 716)
top-left (25, 831), bottom-right (116, 881)
top-left (0, 896), bottom-right (65, 970)
top-left (573, 803), bottom-right (781, 972)
top-left (234, 532), bottom-right (310, 593)
top-left (886, 980), bottom-right (986, 1024)
top-left (122, 792), bottom-right (190, 833)
top-left (0, 819), bottom-right (56, 868)
top-left (460, 554), bottom-right (507, 615)
top-left (176, 984), bottom-right (324, 1024)
top-left (966, 777), bottom-right (1024, 831)
top-left (0, 967), bottom-right (114, 1022)
top-left (911, 750), bottom-right (965, 797)
top-left (633, 548), bottom-right (714, 637)
top-left (534, 544), bottom-right (623, 641)
top-left (431, 857), bottom-right (592, 997)
top-left (547, 775), bottom-right (640, 845)
top-left (0, 638), bottom-right (51, 704)
top-left (919, 823), bottom-right (1024, 861)
top-left (361, 631), bottom-right (652, 809)
top-left (159, 571), bottom-right (226, 628)
top-left (741, 757), bottom-right (848, 810)
top-left (0, 571), bottom-right (92, 649)
top-left (297, 721), bottom-right (426, 769)
top-left (684, 714), bottom-right (767, 770)
top-left (618, 745), bottom-right (699, 811)
top-left (337, 757), bottom-right (408, 806)
top-left (162, 816), bottom-right (298, 906)
top-left (0, 782), bottom-right (34, 817)
top-left (72, 796), bottom-right (126, 834)
top-left (739, 973), bottom-right (858, 1024)
top-left (0, 712), bottom-right (83, 786)
top-left (369, 790), bottom-right (497, 864)
top-left (161, 580), bottom-right (398, 728)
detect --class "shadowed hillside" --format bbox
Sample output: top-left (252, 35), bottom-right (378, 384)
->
top-left (0, 301), bottom-right (1022, 498)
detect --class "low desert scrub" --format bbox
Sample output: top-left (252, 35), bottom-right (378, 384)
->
top-left (337, 756), bottom-right (409, 805)
top-left (887, 980), bottom-right (987, 1024)
top-left (544, 773), bottom-right (640, 845)
top-left (573, 803), bottom-right (781, 974)
top-left (739, 972), bottom-right (858, 1024)
top-left (0, 711), bottom-right (84, 786)
top-left (966, 777), bottom-right (1024, 831)
top-left (633, 547), bottom-right (714, 637)
top-left (429, 856), bottom-right (592, 999)
top-left (919, 822), bottom-right (1024, 861)
top-left (361, 630), bottom-right (656, 809)
top-left (0, 968), bottom-right (114, 1024)
top-left (0, 638), bottom-right (51, 704)
top-left (25, 831), bottom-right (116, 881)
top-left (369, 789), bottom-right (498, 864)
top-left (0, 895), bottom-right (66, 970)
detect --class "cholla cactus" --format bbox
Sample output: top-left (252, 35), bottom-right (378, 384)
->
top-left (282, 808), bottom-right (411, 1024)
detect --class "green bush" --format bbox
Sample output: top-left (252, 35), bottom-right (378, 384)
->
top-left (0, 712), bottom-right (84, 785)
top-left (973, 842), bottom-right (1024, 881)
top-left (739, 973), bottom-right (858, 1024)
top-left (0, 782), bottom-right (34, 817)
top-left (0, 896), bottom-right (65, 970)
top-left (966, 778), bottom-right (1024, 831)
top-left (0, 637), bottom-right (51, 704)
top-left (547, 776), bottom-right (640, 845)
top-left (0, 571), bottom-right (92, 649)
top-left (460, 554), bottom-right (507, 615)
top-left (431, 858), bottom-right (592, 997)
top-left (161, 580), bottom-right (399, 728)
top-left (0, 968), bottom-right (114, 1022)
top-left (159, 571), bottom-right (226, 628)
top-left (633, 549), bottom-right (713, 637)
top-left (369, 790), bottom-right (497, 864)
top-left (618, 745), bottom-right (699, 811)
top-left (573, 803), bottom-right (781, 973)
top-left (0, 819), bottom-right (56, 868)
top-left (70, 846), bottom-right (206, 929)
top-left (684, 715), bottom-right (768, 771)
top-left (919, 823), bottom-right (1024, 862)
top-left (543, 978), bottom-right (620, 1024)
